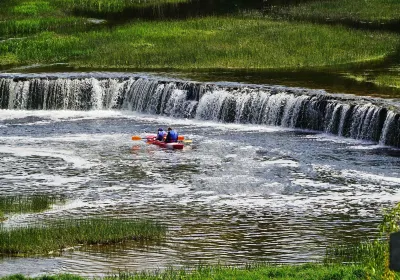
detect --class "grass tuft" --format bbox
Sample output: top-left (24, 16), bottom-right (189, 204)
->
top-left (0, 195), bottom-right (62, 216)
top-left (0, 218), bottom-right (166, 256)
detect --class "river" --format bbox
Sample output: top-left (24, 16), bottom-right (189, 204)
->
top-left (0, 73), bottom-right (399, 276)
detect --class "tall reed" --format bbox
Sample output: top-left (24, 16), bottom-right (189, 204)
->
top-left (0, 195), bottom-right (61, 215)
top-left (0, 218), bottom-right (166, 256)
top-left (325, 202), bottom-right (400, 280)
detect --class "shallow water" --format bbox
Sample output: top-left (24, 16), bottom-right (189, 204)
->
top-left (0, 110), bottom-right (399, 276)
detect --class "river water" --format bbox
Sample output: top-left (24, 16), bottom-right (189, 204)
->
top-left (0, 74), bottom-right (399, 276)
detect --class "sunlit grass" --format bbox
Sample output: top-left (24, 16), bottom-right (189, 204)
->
top-left (375, 74), bottom-right (400, 88)
top-left (273, 0), bottom-right (400, 23)
top-left (1, 17), bottom-right (399, 69)
top-left (0, 17), bottom-right (93, 37)
top-left (13, 1), bottom-right (52, 17)
top-left (0, 218), bottom-right (166, 256)
top-left (1, 0), bottom-right (64, 20)
top-left (344, 72), bottom-right (400, 91)
top-left (0, 0), bottom-right (103, 37)
top-left (0, 264), bottom-right (368, 279)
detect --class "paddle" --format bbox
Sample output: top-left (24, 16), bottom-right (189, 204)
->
top-left (132, 136), bottom-right (148, 140)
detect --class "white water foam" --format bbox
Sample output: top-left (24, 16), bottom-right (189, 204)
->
top-left (0, 146), bottom-right (94, 169)
top-left (0, 110), bottom-right (129, 123)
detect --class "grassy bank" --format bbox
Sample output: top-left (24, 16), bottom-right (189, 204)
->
top-left (271, 0), bottom-right (400, 23)
top-left (0, 218), bottom-right (166, 256)
top-left (0, 264), bottom-right (368, 280)
top-left (1, 16), bottom-right (399, 69)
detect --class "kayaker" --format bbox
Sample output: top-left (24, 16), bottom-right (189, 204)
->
top-left (165, 127), bottom-right (178, 143)
top-left (156, 128), bottom-right (166, 141)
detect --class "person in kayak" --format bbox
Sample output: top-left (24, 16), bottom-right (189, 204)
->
top-left (165, 127), bottom-right (178, 143)
top-left (156, 128), bottom-right (166, 141)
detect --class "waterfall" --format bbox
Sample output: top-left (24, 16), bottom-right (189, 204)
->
top-left (0, 74), bottom-right (399, 148)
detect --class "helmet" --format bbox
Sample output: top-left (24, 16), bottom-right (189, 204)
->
top-left (158, 128), bottom-right (163, 131)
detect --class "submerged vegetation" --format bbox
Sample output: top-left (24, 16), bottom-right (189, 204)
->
top-left (0, 218), bottom-right (166, 256)
top-left (0, 195), bottom-right (60, 214)
top-left (0, 195), bottom-right (63, 221)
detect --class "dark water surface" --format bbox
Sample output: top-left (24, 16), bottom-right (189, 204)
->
top-left (0, 109), bottom-right (399, 276)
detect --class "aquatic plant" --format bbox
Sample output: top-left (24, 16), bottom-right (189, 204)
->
top-left (0, 195), bottom-right (61, 215)
top-left (325, 202), bottom-right (400, 280)
top-left (0, 211), bottom-right (5, 222)
top-left (0, 218), bottom-right (166, 256)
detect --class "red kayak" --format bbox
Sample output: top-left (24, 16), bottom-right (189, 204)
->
top-left (146, 135), bottom-right (184, 150)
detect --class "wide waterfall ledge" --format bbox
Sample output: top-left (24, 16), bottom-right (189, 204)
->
top-left (0, 73), bottom-right (399, 148)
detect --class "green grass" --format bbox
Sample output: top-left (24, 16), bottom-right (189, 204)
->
top-left (0, 0), bottom-right (103, 37)
top-left (0, 0), bottom-right (189, 37)
top-left (108, 264), bottom-right (369, 280)
top-left (0, 218), bottom-right (166, 256)
top-left (12, 1), bottom-right (53, 17)
top-left (0, 264), bottom-right (369, 280)
top-left (0, 195), bottom-right (63, 221)
top-left (1, 17), bottom-right (399, 69)
top-left (273, 0), bottom-right (400, 23)
top-left (324, 240), bottom-right (387, 274)
top-left (0, 211), bottom-right (5, 222)
top-left (58, 0), bottom-right (189, 13)
top-left (0, 17), bottom-right (93, 37)
top-left (343, 71), bottom-right (400, 92)
top-left (374, 73), bottom-right (400, 88)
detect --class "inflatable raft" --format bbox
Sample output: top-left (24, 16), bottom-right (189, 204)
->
top-left (146, 135), bottom-right (184, 150)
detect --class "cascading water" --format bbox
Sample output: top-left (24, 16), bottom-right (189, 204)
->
top-left (0, 73), bottom-right (399, 148)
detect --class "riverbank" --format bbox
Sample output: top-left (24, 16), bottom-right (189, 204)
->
top-left (2, 16), bottom-right (398, 70)
top-left (0, 264), bottom-right (369, 280)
